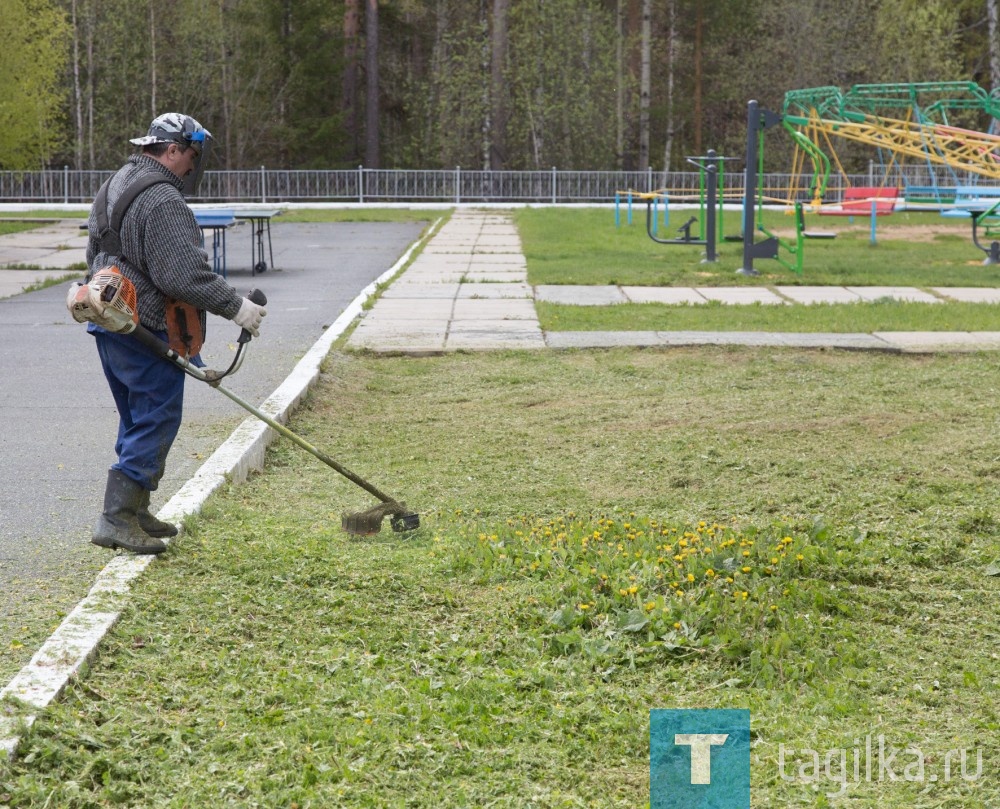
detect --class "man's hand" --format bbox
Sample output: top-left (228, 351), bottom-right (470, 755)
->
top-left (234, 296), bottom-right (267, 337)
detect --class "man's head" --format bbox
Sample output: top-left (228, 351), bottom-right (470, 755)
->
top-left (130, 112), bottom-right (213, 196)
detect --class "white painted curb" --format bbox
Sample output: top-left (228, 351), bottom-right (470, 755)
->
top-left (0, 216), bottom-right (443, 759)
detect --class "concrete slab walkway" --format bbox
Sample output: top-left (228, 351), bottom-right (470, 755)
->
top-left (346, 209), bottom-right (1000, 355)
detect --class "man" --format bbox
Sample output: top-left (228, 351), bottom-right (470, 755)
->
top-left (85, 112), bottom-right (266, 555)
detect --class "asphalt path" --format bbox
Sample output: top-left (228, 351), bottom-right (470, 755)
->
top-left (0, 219), bottom-right (427, 680)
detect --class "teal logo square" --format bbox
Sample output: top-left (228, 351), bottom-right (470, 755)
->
top-left (650, 709), bottom-right (751, 809)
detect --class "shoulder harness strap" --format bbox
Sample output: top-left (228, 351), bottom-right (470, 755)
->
top-left (95, 173), bottom-right (172, 258)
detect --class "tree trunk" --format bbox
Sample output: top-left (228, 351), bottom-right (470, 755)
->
top-left (364, 0), bottom-right (380, 167)
top-left (489, 0), bottom-right (509, 169)
top-left (343, 0), bottom-right (360, 161)
top-left (149, 3), bottom-right (157, 117)
top-left (693, 1), bottom-right (703, 155)
top-left (662, 0), bottom-right (677, 182)
top-left (615, 0), bottom-right (624, 169)
top-left (70, 0), bottom-right (83, 168)
top-left (990, 0), bottom-right (1000, 93)
top-left (638, 0), bottom-right (650, 171)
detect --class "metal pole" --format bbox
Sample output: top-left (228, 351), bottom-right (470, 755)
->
top-left (738, 101), bottom-right (761, 276)
top-left (455, 166), bottom-right (460, 204)
top-left (358, 165), bottom-right (364, 203)
top-left (552, 166), bottom-right (556, 204)
top-left (261, 166), bottom-right (267, 204)
top-left (704, 162), bottom-right (718, 263)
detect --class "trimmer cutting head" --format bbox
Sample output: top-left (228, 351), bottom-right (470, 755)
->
top-left (341, 502), bottom-right (420, 536)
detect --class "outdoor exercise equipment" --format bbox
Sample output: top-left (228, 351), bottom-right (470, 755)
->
top-left (644, 152), bottom-right (721, 262)
top-left (737, 101), bottom-right (838, 276)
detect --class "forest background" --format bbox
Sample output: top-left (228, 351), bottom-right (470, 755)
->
top-left (5, 0), bottom-right (1000, 175)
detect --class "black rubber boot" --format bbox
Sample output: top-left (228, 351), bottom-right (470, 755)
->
top-left (91, 470), bottom-right (168, 555)
top-left (136, 488), bottom-right (178, 538)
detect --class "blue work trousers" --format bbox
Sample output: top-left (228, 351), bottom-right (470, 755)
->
top-left (93, 328), bottom-right (185, 491)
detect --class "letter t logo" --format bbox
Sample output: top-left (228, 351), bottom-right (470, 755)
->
top-left (674, 734), bottom-right (730, 784)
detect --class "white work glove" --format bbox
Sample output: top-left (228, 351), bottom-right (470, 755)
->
top-left (234, 296), bottom-right (267, 337)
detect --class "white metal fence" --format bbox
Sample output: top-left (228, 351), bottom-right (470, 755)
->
top-left (0, 165), bottom-right (995, 205)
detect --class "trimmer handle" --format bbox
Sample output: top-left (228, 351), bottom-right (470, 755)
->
top-left (238, 287), bottom-right (268, 344)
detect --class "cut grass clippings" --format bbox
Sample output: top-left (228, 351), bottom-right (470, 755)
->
top-left (4, 347), bottom-right (1000, 806)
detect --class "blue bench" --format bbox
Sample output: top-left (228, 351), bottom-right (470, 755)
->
top-left (904, 186), bottom-right (956, 208)
top-left (940, 186), bottom-right (1000, 218)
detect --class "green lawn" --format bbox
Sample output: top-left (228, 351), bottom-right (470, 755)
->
top-left (4, 347), bottom-right (1000, 807)
top-left (515, 206), bottom-right (1000, 288)
top-left (537, 299), bottom-right (1000, 333)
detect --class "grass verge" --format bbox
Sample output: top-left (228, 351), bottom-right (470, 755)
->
top-left (537, 299), bottom-right (1000, 333)
top-left (4, 347), bottom-right (1000, 807)
top-left (515, 207), bottom-right (1000, 288)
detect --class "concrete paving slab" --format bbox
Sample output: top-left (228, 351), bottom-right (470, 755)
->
top-left (31, 250), bottom-right (87, 269)
top-left (846, 286), bottom-right (941, 303)
top-left (536, 285), bottom-right (628, 305)
top-left (456, 282), bottom-right (532, 299)
top-left (452, 298), bottom-right (538, 320)
top-left (380, 283), bottom-right (462, 299)
top-left (469, 253), bottom-right (526, 264)
top-left (775, 286), bottom-right (864, 304)
top-left (0, 271), bottom-right (78, 299)
top-left (930, 287), bottom-right (1000, 303)
top-left (463, 271), bottom-right (528, 284)
top-left (775, 332), bottom-right (896, 350)
top-left (544, 330), bottom-right (897, 351)
top-left (358, 298), bottom-right (454, 320)
top-left (622, 287), bottom-right (707, 305)
top-left (546, 331), bottom-right (663, 348)
top-left (873, 331), bottom-right (993, 351)
top-left (695, 287), bottom-right (787, 305)
top-left (969, 332), bottom-right (1000, 347)
top-left (446, 328), bottom-right (545, 351)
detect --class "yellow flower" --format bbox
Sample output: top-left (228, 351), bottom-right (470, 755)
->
top-left (741, 566), bottom-right (752, 573)
top-left (796, 554), bottom-right (804, 561)
top-left (686, 573), bottom-right (695, 583)
top-left (705, 569), bottom-right (716, 578)
top-left (742, 550), bottom-right (751, 557)
top-left (673, 622), bottom-right (682, 630)
top-left (578, 603), bottom-right (591, 610)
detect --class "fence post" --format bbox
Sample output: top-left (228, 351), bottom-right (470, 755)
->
top-left (358, 165), bottom-right (364, 203)
top-left (551, 166), bottom-right (556, 204)
top-left (260, 166), bottom-right (267, 204)
top-left (455, 166), bottom-right (461, 204)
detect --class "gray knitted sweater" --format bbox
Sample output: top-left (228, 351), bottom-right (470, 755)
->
top-left (86, 154), bottom-right (243, 333)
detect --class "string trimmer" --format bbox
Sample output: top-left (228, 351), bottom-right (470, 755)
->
top-left (68, 268), bottom-right (419, 536)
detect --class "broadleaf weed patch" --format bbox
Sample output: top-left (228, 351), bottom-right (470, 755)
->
top-left (444, 512), bottom-right (878, 685)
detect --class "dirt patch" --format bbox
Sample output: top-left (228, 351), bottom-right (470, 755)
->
top-left (769, 220), bottom-right (968, 243)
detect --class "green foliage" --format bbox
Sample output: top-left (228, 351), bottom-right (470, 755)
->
top-left (504, 0), bottom-right (620, 168)
top-left (0, 0), bottom-right (69, 169)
